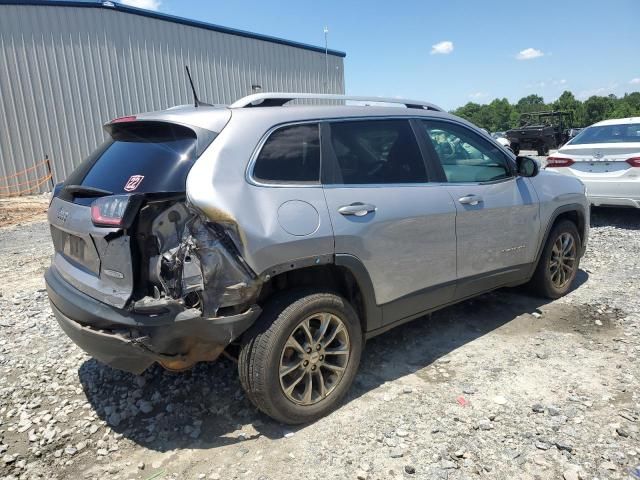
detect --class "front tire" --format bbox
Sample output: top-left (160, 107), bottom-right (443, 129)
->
top-left (238, 290), bottom-right (363, 424)
top-left (529, 220), bottom-right (581, 299)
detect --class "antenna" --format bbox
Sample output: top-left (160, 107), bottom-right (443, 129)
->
top-left (185, 65), bottom-right (207, 107)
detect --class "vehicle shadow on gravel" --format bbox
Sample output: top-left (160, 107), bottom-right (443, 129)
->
top-left (346, 278), bottom-right (587, 400)
top-left (77, 273), bottom-right (588, 453)
top-left (591, 206), bottom-right (640, 229)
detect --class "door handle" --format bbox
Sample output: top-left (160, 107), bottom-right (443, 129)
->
top-left (458, 194), bottom-right (483, 206)
top-left (338, 203), bottom-right (377, 216)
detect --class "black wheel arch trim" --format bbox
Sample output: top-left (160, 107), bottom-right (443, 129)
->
top-left (334, 254), bottom-right (383, 332)
top-left (533, 203), bottom-right (587, 273)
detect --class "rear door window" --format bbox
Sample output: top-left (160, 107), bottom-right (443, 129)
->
top-left (326, 120), bottom-right (427, 184)
top-left (253, 124), bottom-right (320, 183)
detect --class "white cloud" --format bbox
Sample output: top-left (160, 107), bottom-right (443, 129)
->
top-left (577, 83), bottom-right (619, 99)
top-left (431, 41), bottom-right (454, 55)
top-left (120, 0), bottom-right (161, 10)
top-left (516, 48), bottom-right (544, 60)
top-left (630, 78), bottom-right (640, 85)
top-left (469, 92), bottom-right (488, 100)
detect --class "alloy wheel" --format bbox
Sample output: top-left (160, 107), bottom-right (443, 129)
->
top-left (279, 312), bottom-right (350, 406)
top-left (549, 232), bottom-right (576, 288)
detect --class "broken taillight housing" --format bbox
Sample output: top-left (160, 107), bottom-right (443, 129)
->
top-left (546, 156), bottom-right (575, 168)
top-left (90, 194), bottom-right (142, 228)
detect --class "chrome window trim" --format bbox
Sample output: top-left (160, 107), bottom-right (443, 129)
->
top-left (246, 114), bottom-right (507, 188)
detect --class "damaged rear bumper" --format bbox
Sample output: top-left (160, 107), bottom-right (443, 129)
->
top-left (45, 266), bottom-right (261, 375)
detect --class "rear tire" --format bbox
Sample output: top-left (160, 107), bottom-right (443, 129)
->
top-left (238, 289), bottom-right (363, 424)
top-left (529, 220), bottom-right (581, 299)
top-left (512, 143), bottom-right (520, 155)
top-left (537, 144), bottom-right (549, 156)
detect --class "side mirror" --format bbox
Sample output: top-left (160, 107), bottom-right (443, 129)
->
top-left (516, 156), bottom-right (539, 177)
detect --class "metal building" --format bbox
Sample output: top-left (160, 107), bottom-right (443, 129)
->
top-left (0, 0), bottom-right (346, 192)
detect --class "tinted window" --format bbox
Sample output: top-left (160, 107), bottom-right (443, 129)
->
top-left (570, 123), bottom-right (640, 144)
top-left (328, 120), bottom-right (427, 184)
top-left (422, 121), bottom-right (511, 183)
top-left (253, 124), bottom-right (320, 183)
top-left (69, 122), bottom-right (200, 203)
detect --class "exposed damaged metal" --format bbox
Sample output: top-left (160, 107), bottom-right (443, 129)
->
top-left (137, 201), bottom-right (260, 318)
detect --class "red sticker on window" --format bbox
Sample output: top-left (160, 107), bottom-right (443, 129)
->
top-left (124, 175), bottom-right (144, 192)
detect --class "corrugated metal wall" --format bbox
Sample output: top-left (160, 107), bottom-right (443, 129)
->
top-left (0, 3), bottom-right (345, 193)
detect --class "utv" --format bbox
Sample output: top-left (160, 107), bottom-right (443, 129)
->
top-left (507, 111), bottom-right (573, 156)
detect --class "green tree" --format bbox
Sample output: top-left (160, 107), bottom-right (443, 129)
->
top-left (583, 96), bottom-right (615, 125)
top-left (450, 89), bottom-right (639, 130)
top-left (488, 98), bottom-right (513, 131)
top-left (516, 94), bottom-right (545, 113)
top-left (552, 91), bottom-right (585, 126)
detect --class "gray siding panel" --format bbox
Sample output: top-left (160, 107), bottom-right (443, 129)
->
top-left (0, 4), bottom-right (345, 193)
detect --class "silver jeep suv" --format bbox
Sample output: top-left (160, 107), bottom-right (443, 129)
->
top-left (46, 93), bottom-right (589, 424)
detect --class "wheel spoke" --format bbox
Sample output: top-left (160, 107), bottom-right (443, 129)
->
top-left (322, 362), bottom-right (346, 373)
top-left (284, 370), bottom-right (306, 395)
top-left (563, 236), bottom-right (574, 255)
top-left (315, 313), bottom-right (332, 342)
top-left (315, 369), bottom-right (327, 398)
top-left (280, 360), bottom-right (303, 378)
top-left (325, 345), bottom-right (349, 356)
top-left (323, 324), bottom-right (344, 348)
top-left (301, 372), bottom-right (313, 404)
top-left (300, 319), bottom-right (314, 346)
top-left (285, 336), bottom-right (305, 354)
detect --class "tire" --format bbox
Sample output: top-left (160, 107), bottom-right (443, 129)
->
top-left (529, 220), bottom-right (581, 299)
top-left (537, 144), bottom-right (549, 156)
top-left (238, 289), bottom-right (363, 424)
top-left (512, 144), bottom-right (520, 155)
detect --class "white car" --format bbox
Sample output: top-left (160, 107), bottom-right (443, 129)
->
top-left (545, 117), bottom-right (640, 208)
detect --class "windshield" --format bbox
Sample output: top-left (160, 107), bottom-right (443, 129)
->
top-left (570, 123), bottom-right (640, 144)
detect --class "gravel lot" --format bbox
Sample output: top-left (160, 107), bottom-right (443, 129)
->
top-left (0, 197), bottom-right (639, 480)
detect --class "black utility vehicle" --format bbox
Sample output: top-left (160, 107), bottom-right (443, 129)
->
top-left (507, 111), bottom-right (573, 156)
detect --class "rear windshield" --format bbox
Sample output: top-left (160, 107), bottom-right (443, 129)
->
top-left (570, 123), bottom-right (640, 144)
top-left (63, 122), bottom-right (210, 204)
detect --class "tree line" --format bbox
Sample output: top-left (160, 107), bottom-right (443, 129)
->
top-left (451, 90), bottom-right (640, 132)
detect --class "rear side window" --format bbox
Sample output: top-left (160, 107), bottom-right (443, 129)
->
top-left (328, 120), bottom-right (427, 184)
top-left (253, 124), bottom-right (320, 183)
top-left (67, 122), bottom-right (202, 202)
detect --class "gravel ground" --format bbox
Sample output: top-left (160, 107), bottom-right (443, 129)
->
top-left (0, 205), bottom-right (639, 480)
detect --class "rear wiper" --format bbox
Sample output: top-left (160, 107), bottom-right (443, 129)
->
top-left (63, 185), bottom-right (113, 198)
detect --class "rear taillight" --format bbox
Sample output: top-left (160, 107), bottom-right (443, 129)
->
top-left (90, 194), bottom-right (142, 228)
top-left (546, 156), bottom-right (575, 168)
top-left (626, 157), bottom-right (640, 167)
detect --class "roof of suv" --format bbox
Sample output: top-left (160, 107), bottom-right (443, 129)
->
top-left (127, 93), bottom-right (459, 134)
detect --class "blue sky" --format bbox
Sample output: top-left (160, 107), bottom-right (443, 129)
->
top-left (122, 0), bottom-right (640, 110)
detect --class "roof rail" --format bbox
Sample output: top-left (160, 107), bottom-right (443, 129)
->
top-left (230, 93), bottom-right (443, 112)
